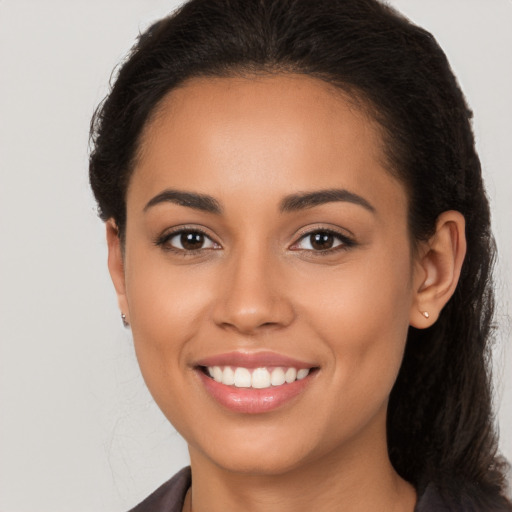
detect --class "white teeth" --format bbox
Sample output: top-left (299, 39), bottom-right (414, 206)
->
top-left (285, 367), bottom-right (297, 383)
top-left (234, 367), bottom-right (252, 388)
top-left (222, 366), bottom-right (235, 386)
top-left (213, 366), bottom-right (223, 383)
top-left (270, 367), bottom-right (286, 386)
top-left (297, 368), bottom-right (310, 380)
top-left (206, 365), bottom-right (312, 388)
top-left (251, 368), bottom-right (271, 389)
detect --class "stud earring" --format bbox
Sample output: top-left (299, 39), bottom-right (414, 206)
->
top-left (422, 311), bottom-right (430, 319)
top-left (121, 313), bottom-right (129, 327)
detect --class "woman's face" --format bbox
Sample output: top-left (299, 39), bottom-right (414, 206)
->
top-left (114, 74), bottom-right (423, 475)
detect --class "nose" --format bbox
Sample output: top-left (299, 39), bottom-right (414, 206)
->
top-left (212, 249), bottom-right (295, 335)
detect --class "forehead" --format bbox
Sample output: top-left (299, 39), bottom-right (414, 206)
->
top-left (140, 74), bottom-right (383, 166)
top-left (130, 74), bottom-right (406, 217)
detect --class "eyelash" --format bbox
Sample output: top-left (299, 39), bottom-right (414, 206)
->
top-left (291, 228), bottom-right (356, 254)
top-left (154, 227), bottom-right (219, 256)
top-left (154, 227), bottom-right (356, 256)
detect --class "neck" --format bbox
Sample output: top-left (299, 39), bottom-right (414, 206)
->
top-left (186, 413), bottom-right (416, 512)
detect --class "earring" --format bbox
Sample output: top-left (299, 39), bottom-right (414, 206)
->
top-left (121, 313), bottom-right (129, 327)
top-left (422, 311), bottom-right (430, 319)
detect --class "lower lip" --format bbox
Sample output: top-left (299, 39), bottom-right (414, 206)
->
top-left (196, 369), bottom-right (314, 414)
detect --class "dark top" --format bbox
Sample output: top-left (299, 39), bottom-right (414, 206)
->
top-left (128, 466), bottom-right (509, 511)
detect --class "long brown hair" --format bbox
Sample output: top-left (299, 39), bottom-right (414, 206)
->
top-left (89, 0), bottom-right (511, 506)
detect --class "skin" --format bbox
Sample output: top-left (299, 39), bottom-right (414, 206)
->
top-left (107, 74), bottom-right (466, 512)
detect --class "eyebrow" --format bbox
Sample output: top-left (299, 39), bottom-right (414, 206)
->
top-left (280, 189), bottom-right (376, 213)
top-left (144, 189), bottom-right (222, 214)
top-left (144, 187), bottom-right (375, 215)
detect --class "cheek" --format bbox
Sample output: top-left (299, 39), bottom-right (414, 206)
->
top-left (296, 247), bottom-right (414, 398)
top-left (126, 241), bottom-right (213, 332)
top-left (123, 248), bottom-right (214, 395)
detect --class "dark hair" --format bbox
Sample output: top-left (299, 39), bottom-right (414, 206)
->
top-left (89, 0), bottom-right (511, 506)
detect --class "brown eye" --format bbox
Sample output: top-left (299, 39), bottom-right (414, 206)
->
top-left (310, 232), bottom-right (335, 250)
top-left (181, 232), bottom-right (205, 250)
top-left (292, 230), bottom-right (353, 252)
top-left (161, 230), bottom-right (219, 252)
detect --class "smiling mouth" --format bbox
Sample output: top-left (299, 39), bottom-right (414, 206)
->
top-left (199, 365), bottom-right (317, 389)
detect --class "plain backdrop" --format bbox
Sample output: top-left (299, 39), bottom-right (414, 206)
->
top-left (0, 1), bottom-right (511, 510)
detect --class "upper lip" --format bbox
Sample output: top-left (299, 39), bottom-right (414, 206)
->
top-left (194, 351), bottom-right (317, 370)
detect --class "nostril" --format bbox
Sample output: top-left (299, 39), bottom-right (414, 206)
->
top-left (213, 298), bottom-right (296, 333)
top-left (211, 261), bottom-right (296, 332)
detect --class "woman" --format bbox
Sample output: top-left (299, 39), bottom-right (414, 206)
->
top-left (89, 0), bottom-right (511, 510)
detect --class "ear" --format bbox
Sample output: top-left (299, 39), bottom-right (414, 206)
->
top-left (106, 219), bottom-right (129, 323)
top-left (410, 211), bottom-right (466, 328)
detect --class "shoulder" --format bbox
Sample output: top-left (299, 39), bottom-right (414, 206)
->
top-left (128, 467), bottom-right (191, 512)
top-left (415, 482), bottom-right (512, 512)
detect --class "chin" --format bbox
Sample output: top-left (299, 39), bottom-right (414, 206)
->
top-left (188, 423), bottom-right (328, 477)
top-left (206, 448), bottom-right (312, 477)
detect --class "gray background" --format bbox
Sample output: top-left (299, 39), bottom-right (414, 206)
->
top-left (0, 1), bottom-right (510, 510)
